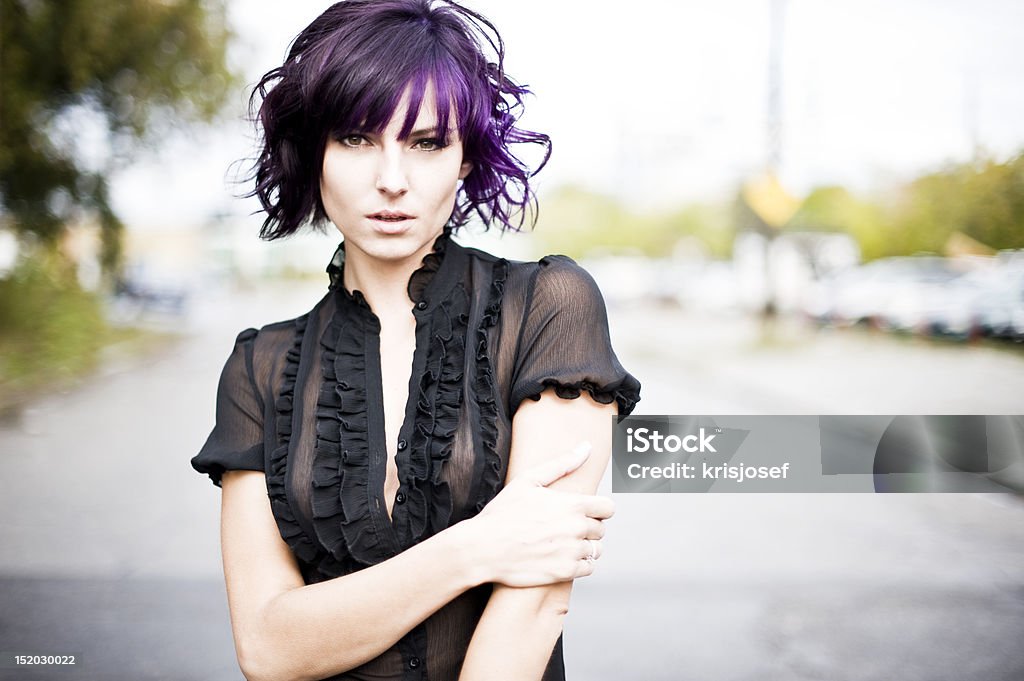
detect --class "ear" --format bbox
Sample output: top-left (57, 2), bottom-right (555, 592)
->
top-left (458, 160), bottom-right (473, 180)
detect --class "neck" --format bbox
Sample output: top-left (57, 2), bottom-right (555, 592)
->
top-left (341, 238), bottom-right (438, 316)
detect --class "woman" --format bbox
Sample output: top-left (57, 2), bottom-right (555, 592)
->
top-left (191, 2), bottom-right (641, 680)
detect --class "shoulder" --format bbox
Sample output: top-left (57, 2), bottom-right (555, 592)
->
top-left (220, 294), bottom-right (328, 387)
top-left (222, 318), bottom-right (298, 360)
top-left (453, 236), bottom-right (591, 282)
top-left (233, 291), bottom-right (331, 355)
top-left (512, 254), bottom-right (605, 309)
top-left (250, 318), bottom-right (300, 352)
top-left (455, 241), bottom-right (605, 312)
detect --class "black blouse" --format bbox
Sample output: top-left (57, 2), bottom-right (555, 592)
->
top-left (192, 229), bottom-right (641, 681)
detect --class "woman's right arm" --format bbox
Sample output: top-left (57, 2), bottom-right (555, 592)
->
top-left (221, 469), bottom-right (477, 681)
top-left (220, 448), bottom-right (605, 681)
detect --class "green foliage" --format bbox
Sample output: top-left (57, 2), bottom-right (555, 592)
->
top-left (532, 185), bottom-right (732, 259)
top-left (891, 154), bottom-right (1024, 256)
top-left (664, 203), bottom-right (734, 258)
top-left (0, 253), bottom-right (107, 394)
top-left (788, 186), bottom-right (888, 259)
top-left (532, 151), bottom-right (1024, 263)
top-left (748, 153), bottom-right (1024, 261)
top-left (0, 0), bottom-right (237, 272)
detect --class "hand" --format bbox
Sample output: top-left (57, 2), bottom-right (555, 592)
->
top-left (459, 442), bottom-right (615, 588)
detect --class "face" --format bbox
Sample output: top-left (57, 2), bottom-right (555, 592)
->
top-left (319, 85), bottom-right (472, 268)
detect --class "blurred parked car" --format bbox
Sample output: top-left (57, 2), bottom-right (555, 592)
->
top-left (803, 257), bottom-right (952, 327)
top-left (110, 264), bottom-right (190, 322)
top-left (975, 264), bottom-right (1024, 340)
top-left (803, 253), bottom-right (1024, 343)
top-left (875, 258), bottom-right (961, 333)
top-left (675, 261), bottom-right (743, 314)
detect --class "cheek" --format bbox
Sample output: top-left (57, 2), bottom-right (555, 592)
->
top-left (419, 157), bottom-right (464, 207)
top-left (428, 176), bottom-right (459, 213)
top-left (320, 156), bottom-right (338, 203)
top-left (319, 156), bottom-right (359, 227)
top-left (320, 155), bottom-right (362, 208)
top-left (322, 155), bottom-right (346, 190)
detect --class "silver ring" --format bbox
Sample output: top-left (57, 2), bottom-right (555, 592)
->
top-left (585, 539), bottom-right (598, 561)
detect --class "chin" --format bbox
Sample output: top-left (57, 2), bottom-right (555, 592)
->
top-left (351, 232), bottom-right (438, 263)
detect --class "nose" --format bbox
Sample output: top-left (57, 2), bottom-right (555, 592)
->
top-left (375, 147), bottom-right (409, 197)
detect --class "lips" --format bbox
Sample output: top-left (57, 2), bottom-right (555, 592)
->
top-left (368, 210), bottom-right (414, 222)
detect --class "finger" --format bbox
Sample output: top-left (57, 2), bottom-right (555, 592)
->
top-left (521, 441), bottom-right (592, 487)
top-left (582, 518), bottom-right (605, 540)
top-left (579, 538), bottom-right (602, 561)
top-left (580, 495), bottom-right (615, 520)
top-left (575, 557), bottom-right (597, 579)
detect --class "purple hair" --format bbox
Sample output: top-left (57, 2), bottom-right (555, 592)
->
top-left (247, 0), bottom-right (551, 239)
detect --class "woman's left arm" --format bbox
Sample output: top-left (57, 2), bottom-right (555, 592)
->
top-left (460, 387), bottom-right (617, 681)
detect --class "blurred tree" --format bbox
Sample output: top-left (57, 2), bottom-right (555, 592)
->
top-left (664, 202), bottom-right (732, 258)
top-left (893, 153), bottom-right (1024, 257)
top-left (949, 154), bottom-right (1024, 251)
top-left (533, 185), bottom-right (634, 258)
top-left (894, 169), bottom-right (963, 256)
top-left (534, 185), bottom-right (731, 259)
top-left (789, 186), bottom-right (889, 260)
top-left (0, 0), bottom-right (236, 274)
top-left (531, 151), bottom-right (1024, 263)
top-left (779, 153), bottom-right (1024, 263)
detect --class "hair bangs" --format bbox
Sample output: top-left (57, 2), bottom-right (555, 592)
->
top-left (321, 47), bottom-right (473, 146)
top-left (314, 29), bottom-right (422, 139)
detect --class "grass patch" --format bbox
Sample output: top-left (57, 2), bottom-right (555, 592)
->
top-left (0, 256), bottom-right (172, 412)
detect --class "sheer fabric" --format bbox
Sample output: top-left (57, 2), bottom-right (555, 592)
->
top-left (192, 230), bottom-right (641, 680)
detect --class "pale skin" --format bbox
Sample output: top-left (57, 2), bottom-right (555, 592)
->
top-left (219, 87), bottom-right (617, 681)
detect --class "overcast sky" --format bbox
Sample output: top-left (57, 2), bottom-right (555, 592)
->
top-left (110, 0), bottom-right (1024, 230)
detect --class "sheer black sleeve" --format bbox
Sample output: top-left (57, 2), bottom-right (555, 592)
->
top-left (509, 255), bottom-right (641, 416)
top-left (191, 328), bottom-right (266, 487)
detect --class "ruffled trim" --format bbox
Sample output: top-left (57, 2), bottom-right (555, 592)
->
top-left (267, 314), bottom-right (323, 567)
top-left (521, 377), bottom-right (642, 416)
top-left (310, 227), bottom-right (467, 560)
top-left (325, 227), bottom-right (452, 300)
top-left (399, 283), bottom-right (469, 545)
top-left (311, 302), bottom-right (387, 570)
top-left (472, 259), bottom-right (509, 513)
top-left (407, 227), bottom-right (451, 302)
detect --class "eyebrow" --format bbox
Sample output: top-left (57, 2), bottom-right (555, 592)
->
top-left (408, 127), bottom-right (440, 137)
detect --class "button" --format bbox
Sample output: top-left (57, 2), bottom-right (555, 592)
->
top-left (341, 450), bottom-right (349, 463)
top-left (397, 439), bottom-right (408, 451)
top-left (415, 300), bottom-right (428, 311)
top-left (408, 656), bottom-right (421, 669)
top-left (396, 492), bottom-right (407, 504)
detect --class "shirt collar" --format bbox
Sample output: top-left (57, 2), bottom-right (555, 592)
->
top-left (326, 227), bottom-right (459, 312)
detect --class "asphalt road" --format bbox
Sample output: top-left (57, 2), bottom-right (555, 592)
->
top-left (2, 282), bottom-right (1023, 680)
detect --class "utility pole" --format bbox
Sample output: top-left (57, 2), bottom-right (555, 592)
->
top-left (767, 0), bottom-right (786, 175)
top-left (762, 0), bottom-right (786, 318)
top-left (964, 66), bottom-right (981, 162)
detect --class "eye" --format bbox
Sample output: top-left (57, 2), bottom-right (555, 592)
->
top-left (413, 138), bottom-right (447, 152)
top-left (337, 134), bottom-right (367, 148)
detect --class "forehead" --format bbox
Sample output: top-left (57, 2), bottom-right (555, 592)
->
top-left (354, 79), bottom-right (461, 142)
top-left (325, 64), bottom-right (461, 142)
top-left (388, 83), bottom-right (442, 127)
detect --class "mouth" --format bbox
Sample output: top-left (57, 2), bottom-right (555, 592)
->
top-left (368, 210), bottom-right (414, 223)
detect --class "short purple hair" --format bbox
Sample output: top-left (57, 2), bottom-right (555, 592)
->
top-left (247, 0), bottom-right (551, 239)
